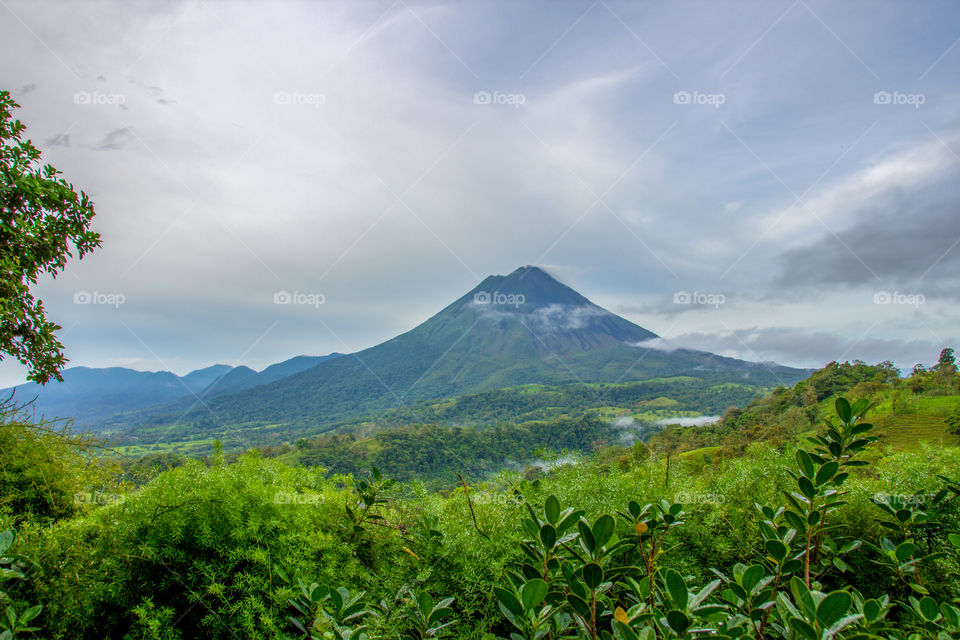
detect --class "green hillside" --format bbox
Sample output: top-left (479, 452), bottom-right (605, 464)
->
top-left (649, 354), bottom-right (960, 458)
top-left (114, 267), bottom-right (808, 439)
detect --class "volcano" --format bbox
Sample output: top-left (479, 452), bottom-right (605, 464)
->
top-left (130, 266), bottom-right (807, 430)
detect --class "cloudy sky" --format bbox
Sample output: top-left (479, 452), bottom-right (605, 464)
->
top-left (1, 0), bottom-right (958, 386)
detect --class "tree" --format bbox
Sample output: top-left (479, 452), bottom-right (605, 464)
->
top-left (1, 90), bottom-right (100, 383)
top-left (935, 347), bottom-right (957, 389)
top-left (948, 405), bottom-right (960, 439)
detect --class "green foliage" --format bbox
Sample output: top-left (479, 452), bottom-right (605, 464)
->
top-left (11, 390), bottom-right (960, 639)
top-left (0, 529), bottom-right (42, 638)
top-left (488, 396), bottom-right (960, 640)
top-left (0, 90), bottom-right (101, 383)
top-left (0, 399), bottom-right (115, 524)
top-left (650, 353), bottom-right (960, 457)
top-left (947, 405), bottom-right (960, 438)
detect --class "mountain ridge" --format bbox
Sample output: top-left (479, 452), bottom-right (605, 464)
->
top-left (124, 266), bottom-right (810, 434)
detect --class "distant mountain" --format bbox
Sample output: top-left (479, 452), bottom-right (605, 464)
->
top-left (196, 354), bottom-right (342, 398)
top-left (181, 365), bottom-right (234, 394)
top-left (7, 367), bottom-right (194, 424)
top-left (3, 354), bottom-right (342, 427)
top-left (128, 266), bottom-right (810, 433)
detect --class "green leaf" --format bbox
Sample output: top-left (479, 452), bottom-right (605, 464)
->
top-left (784, 510), bottom-right (807, 533)
top-left (815, 461), bottom-right (839, 486)
top-left (835, 397), bottom-right (852, 423)
top-left (665, 569), bottom-right (688, 610)
top-left (418, 592), bottom-right (434, 617)
top-left (19, 606), bottom-right (40, 624)
top-left (796, 450), bottom-right (815, 479)
top-left (918, 596), bottom-right (939, 622)
top-left (520, 580), bottom-right (548, 612)
top-left (539, 524), bottom-right (557, 549)
top-left (817, 591), bottom-right (852, 627)
top-left (790, 577), bottom-right (815, 619)
top-left (741, 565), bottom-right (764, 594)
top-left (764, 539), bottom-right (788, 561)
top-left (583, 563), bottom-right (603, 590)
top-left (578, 520), bottom-right (596, 554)
top-left (544, 495), bottom-right (560, 525)
top-left (493, 587), bottom-right (522, 618)
top-left (797, 476), bottom-right (817, 500)
top-left (567, 593), bottom-right (591, 620)
top-left (851, 398), bottom-right (869, 416)
top-left (895, 542), bottom-right (916, 563)
top-left (666, 610), bottom-right (690, 634)
top-left (592, 514), bottom-right (615, 548)
top-left (788, 617), bottom-right (818, 640)
top-left (613, 620), bottom-right (639, 640)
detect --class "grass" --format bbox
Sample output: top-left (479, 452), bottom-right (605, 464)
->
top-left (873, 412), bottom-right (956, 449)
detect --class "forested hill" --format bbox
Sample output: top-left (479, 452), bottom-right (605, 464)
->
top-left (650, 350), bottom-right (960, 457)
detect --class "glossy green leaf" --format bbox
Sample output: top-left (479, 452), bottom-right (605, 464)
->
top-left (665, 569), bottom-right (688, 609)
top-left (520, 579), bottom-right (548, 612)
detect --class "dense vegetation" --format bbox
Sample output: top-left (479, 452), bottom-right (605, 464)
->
top-left (0, 348), bottom-right (959, 638)
top-left (648, 354), bottom-right (957, 458)
top-left (111, 375), bottom-right (774, 459)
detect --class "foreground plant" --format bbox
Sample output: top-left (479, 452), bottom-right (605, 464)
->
top-left (493, 397), bottom-right (960, 640)
top-left (0, 530), bottom-right (41, 638)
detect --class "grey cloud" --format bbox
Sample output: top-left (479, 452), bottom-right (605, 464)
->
top-left (21, 83), bottom-right (36, 93)
top-left (89, 127), bottom-right (134, 151)
top-left (646, 328), bottom-right (946, 372)
top-left (778, 161), bottom-right (960, 293)
top-left (45, 133), bottom-right (71, 148)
